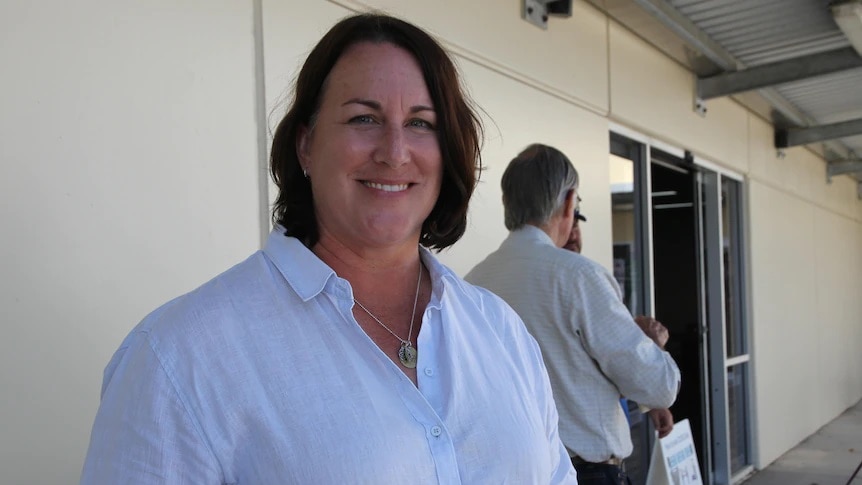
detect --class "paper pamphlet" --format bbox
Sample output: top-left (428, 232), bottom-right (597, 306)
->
top-left (645, 418), bottom-right (703, 485)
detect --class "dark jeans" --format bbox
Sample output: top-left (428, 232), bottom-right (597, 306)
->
top-left (572, 462), bottom-right (633, 485)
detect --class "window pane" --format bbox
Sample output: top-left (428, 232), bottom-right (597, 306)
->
top-left (624, 402), bottom-right (650, 485)
top-left (610, 153), bottom-right (641, 315)
top-left (721, 178), bottom-right (745, 357)
top-left (728, 363), bottom-right (750, 472)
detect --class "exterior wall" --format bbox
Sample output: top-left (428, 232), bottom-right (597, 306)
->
top-left (1, 0), bottom-right (860, 482)
top-left (747, 116), bottom-right (862, 465)
top-left (332, 0), bottom-right (610, 115)
top-left (0, 1), bottom-right (261, 483)
top-left (607, 22), bottom-right (750, 174)
top-left (747, 180), bottom-right (823, 461)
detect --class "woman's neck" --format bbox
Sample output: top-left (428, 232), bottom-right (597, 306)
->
top-left (312, 233), bottom-right (424, 301)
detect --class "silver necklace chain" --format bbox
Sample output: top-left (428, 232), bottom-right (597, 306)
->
top-left (352, 261), bottom-right (422, 368)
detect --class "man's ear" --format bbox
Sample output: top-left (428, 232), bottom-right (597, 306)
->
top-left (563, 189), bottom-right (577, 215)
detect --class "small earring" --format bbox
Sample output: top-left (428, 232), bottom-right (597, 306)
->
top-left (302, 167), bottom-right (309, 179)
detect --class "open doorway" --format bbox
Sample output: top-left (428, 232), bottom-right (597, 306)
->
top-left (650, 153), bottom-right (710, 480)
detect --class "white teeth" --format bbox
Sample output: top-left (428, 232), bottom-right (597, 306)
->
top-left (363, 181), bottom-right (409, 192)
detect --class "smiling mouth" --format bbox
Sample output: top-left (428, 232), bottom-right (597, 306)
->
top-left (361, 181), bottom-right (411, 192)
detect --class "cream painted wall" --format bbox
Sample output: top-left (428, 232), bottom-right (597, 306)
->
top-left (814, 208), bottom-right (862, 414)
top-left (608, 22), bottom-right (749, 175)
top-left (0, 1), bottom-right (260, 483)
top-left (438, 60), bottom-right (612, 273)
top-left (330, 0), bottom-right (609, 115)
top-left (750, 115), bottom-right (861, 221)
top-left (747, 115), bottom-right (862, 465)
top-left (747, 181), bottom-right (823, 463)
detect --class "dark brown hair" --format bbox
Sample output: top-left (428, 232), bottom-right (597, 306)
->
top-left (270, 13), bottom-right (483, 250)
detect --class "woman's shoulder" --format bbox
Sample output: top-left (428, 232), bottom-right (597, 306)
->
top-left (128, 250), bottom-right (279, 353)
top-left (448, 272), bottom-right (548, 374)
top-left (419, 253), bottom-right (511, 327)
top-left (440, 269), bottom-right (528, 343)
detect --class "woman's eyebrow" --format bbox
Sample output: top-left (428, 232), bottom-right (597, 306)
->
top-left (410, 105), bottom-right (435, 114)
top-left (341, 98), bottom-right (435, 114)
top-left (342, 98), bottom-right (380, 109)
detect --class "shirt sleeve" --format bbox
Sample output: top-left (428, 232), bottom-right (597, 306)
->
top-left (573, 265), bottom-right (681, 409)
top-left (80, 332), bottom-right (224, 485)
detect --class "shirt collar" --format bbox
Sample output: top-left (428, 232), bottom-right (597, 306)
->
top-left (419, 246), bottom-right (452, 312)
top-left (505, 224), bottom-right (558, 248)
top-left (263, 226), bottom-right (457, 307)
top-left (263, 226), bottom-right (335, 302)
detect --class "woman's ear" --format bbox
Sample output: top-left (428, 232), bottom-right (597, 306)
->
top-left (296, 124), bottom-right (311, 169)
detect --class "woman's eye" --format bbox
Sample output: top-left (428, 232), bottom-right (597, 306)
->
top-left (408, 119), bottom-right (435, 130)
top-left (348, 115), bottom-right (376, 124)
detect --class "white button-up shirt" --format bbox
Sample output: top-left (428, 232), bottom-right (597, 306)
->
top-left (466, 226), bottom-right (681, 463)
top-left (81, 228), bottom-right (578, 484)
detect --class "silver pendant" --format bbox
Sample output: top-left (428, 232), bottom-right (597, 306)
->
top-left (398, 342), bottom-right (418, 369)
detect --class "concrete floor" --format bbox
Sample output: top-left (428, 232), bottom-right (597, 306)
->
top-left (741, 399), bottom-right (862, 485)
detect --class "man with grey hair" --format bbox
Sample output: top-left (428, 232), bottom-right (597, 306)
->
top-left (466, 143), bottom-right (680, 485)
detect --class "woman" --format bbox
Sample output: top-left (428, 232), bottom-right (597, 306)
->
top-left (81, 13), bottom-right (577, 484)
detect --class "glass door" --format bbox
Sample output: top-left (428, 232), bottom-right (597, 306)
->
top-left (609, 130), bottom-right (752, 485)
top-left (703, 171), bottom-right (753, 484)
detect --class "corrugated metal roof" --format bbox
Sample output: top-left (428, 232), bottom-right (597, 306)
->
top-left (670, 0), bottom-right (862, 156)
top-left (672, 0), bottom-right (847, 66)
top-left (777, 68), bottom-right (862, 123)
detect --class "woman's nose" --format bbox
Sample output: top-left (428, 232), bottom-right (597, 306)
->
top-left (374, 125), bottom-right (409, 168)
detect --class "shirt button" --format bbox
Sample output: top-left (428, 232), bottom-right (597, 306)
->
top-left (430, 426), bottom-right (442, 437)
top-left (424, 368), bottom-right (434, 376)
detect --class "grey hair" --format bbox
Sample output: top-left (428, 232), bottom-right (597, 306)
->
top-left (501, 143), bottom-right (579, 230)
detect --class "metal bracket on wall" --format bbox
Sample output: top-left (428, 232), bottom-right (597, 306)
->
top-left (826, 158), bottom-right (862, 183)
top-left (696, 47), bottom-right (862, 100)
top-left (775, 119), bottom-right (862, 149)
top-left (694, 96), bottom-right (707, 117)
top-left (522, 0), bottom-right (572, 30)
top-left (826, 157), bottom-right (862, 200)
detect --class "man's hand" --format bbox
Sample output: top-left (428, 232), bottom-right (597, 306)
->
top-left (649, 408), bottom-right (674, 439)
top-left (634, 315), bottom-right (669, 349)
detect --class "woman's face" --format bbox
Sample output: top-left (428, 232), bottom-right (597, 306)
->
top-left (298, 41), bottom-right (442, 253)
